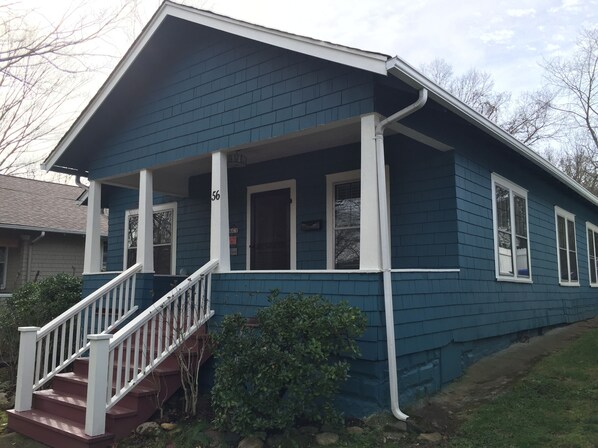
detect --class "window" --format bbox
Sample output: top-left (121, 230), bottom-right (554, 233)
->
top-left (555, 207), bottom-right (578, 285)
top-left (124, 203), bottom-right (177, 275)
top-left (491, 174), bottom-right (531, 281)
top-left (0, 247), bottom-right (7, 289)
top-left (587, 222), bottom-right (598, 286)
top-left (327, 170), bottom-right (360, 269)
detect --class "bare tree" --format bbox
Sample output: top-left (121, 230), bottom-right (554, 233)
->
top-left (0, 1), bottom-right (138, 176)
top-left (536, 28), bottom-right (598, 193)
top-left (420, 58), bottom-right (558, 148)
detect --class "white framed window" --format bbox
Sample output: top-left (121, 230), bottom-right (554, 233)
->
top-left (0, 247), bottom-right (7, 290)
top-left (327, 170), bottom-right (361, 270)
top-left (124, 202), bottom-right (177, 275)
top-left (586, 222), bottom-right (598, 287)
top-left (491, 174), bottom-right (531, 282)
top-left (555, 206), bottom-right (578, 286)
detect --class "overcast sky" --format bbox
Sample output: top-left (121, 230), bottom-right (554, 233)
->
top-left (166, 0), bottom-right (598, 95)
top-left (18, 0), bottom-right (598, 178)
top-left (28, 0), bottom-right (598, 96)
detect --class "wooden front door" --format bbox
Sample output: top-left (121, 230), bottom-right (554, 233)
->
top-left (250, 188), bottom-right (291, 270)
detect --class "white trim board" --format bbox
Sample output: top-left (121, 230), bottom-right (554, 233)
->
top-left (246, 179), bottom-right (297, 270)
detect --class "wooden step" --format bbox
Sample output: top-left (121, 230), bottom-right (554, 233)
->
top-left (33, 389), bottom-right (136, 424)
top-left (6, 409), bottom-right (114, 448)
top-left (7, 324), bottom-right (212, 446)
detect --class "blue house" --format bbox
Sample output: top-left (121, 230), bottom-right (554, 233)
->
top-left (8, 2), bottom-right (598, 446)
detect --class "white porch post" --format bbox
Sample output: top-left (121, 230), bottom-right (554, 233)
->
top-left (14, 327), bottom-right (39, 411)
top-left (85, 334), bottom-right (111, 436)
top-left (137, 169), bottom-right (154, 272)
top-left (360, 114), bottom-right (383, 270)
top-left (83, 181), bottom-right (102, 274)
top-left (210, 151), bottom-right (230, 272)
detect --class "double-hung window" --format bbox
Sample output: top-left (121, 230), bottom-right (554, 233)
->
top-left (124, 203), bottom-right (177, 275)
top-left (555, 207), bottom-right (578, 285)
top-left (491, 174), bottom-right (531, 281)
top-left (327, 170), bottom-right (361, 270)
top-left (0, 247), bottom-right (7, 290)
top-left (586, 222), bottom-right (598, 286)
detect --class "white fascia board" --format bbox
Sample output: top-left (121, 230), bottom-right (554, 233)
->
top-left (43, 1), bottom-right (388, 172)
top-left (385, 57), bottom-right (598, 207)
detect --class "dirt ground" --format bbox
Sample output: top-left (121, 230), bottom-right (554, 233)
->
top-left (406, 316), bottom-right (598, 437)
top-left (1, 317), bottom-right (597, 448)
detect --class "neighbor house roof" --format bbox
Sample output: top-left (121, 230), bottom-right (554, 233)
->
top-left (0, 175), bottom-right (107, 235)
top-left (42, 0), bottom-right (598, 208)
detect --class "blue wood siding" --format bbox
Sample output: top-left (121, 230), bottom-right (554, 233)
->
top-left (87, 23), bottom-right (374, 180)
top-left (211, 272), bottom-right (388, 415)
top-left (386, 136), bottom-right (458, 269)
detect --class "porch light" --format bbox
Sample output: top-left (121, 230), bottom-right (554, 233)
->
top-left (227, 151), bottom-right (247, 168)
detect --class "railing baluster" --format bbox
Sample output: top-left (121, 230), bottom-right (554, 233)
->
top-left (150, 316), bottom-right (156, 368)
top-left (115, 344), bottom-right (123, 396)
top-left (35, 339), bottom-right (42, 385)
top-left (68, 316), bottom-right (74, 362)
top-left (206, 273), bottom-right (212, 317)
top-left (133, 328), bottom-right (140, 380)
top-left (124, 337), bottom-right (132, 389)
top-left (141, 321), bottom-right (149, 373)
top-left (60, 324), bottom-right (67, 366)
top-left (118, 281), bottom-right (124, 321)
top-left (157, 312), bottom-right (163, 357)
top-left (43, 335), bottom-right (50, 379)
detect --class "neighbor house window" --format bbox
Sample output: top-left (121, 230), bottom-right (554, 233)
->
top-left (491, 174), bottom-right (531, 281)
top-left (327, 170), bottom-right (361, 269)
top-left (0, 247), bottom-right (7, 289)
top-left (555, 207), bottom-right (578, 285)
top-left (587, 222), bottom-right (598, 286)
top-left (124, 203), bottom-right (177, 275)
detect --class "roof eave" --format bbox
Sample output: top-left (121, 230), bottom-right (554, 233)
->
top-left (42, 1), bottom-right (388, 173)
top-left (385, 57), bottom-right (598, 207)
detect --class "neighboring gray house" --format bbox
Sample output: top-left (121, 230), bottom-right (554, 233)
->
top-left (0, 175), bottom-right (108, 294)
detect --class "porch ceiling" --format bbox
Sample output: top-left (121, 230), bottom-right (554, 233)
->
top-left (99, 115), bottom-right (451, 196)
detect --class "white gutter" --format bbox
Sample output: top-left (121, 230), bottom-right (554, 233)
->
top-left (385, 57), bottom-right (598, 207)
top-left (375, 88), bottom-right (428, 421)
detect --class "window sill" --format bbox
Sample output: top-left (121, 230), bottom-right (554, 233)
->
top-left (559, 281), bottom-right (580, 287)
top-left (496, 276), bottom-right (533, 284)
top-left (590, 283), bottom-right (598, 288)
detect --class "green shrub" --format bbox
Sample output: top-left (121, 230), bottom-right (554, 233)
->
top-left (211, 293), bottom-right (367, 435)
top-left (0, 274), bottom-right (82, 388)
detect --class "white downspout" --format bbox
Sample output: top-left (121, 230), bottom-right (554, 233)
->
top-left (375, 88), bottom-right (428, 421)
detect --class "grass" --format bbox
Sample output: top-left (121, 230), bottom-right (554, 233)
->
top-left (449, 327), bottom-right (598, 448)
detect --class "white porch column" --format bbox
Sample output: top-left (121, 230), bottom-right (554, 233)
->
top-left (210, 151), bottom-right (230, 272)
top-left (360, 114), bottom-right (383, 270)
top-left (137, 169), bottom-right (154, 272)
top-left (83, 181), bottom-right (102, 274)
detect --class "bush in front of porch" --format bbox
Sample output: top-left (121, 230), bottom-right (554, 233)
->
top-left (0, 274), bottom-right (82, 391)
top-left (211, 293), bottom-right (367, 436)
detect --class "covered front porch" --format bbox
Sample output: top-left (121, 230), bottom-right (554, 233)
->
top-left (83, 111), bottom-right (454, 288)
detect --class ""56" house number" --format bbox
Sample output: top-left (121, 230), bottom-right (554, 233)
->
top-left (211, 190), bottom-right (221, 201)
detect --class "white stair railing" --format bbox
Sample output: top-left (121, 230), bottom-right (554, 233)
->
top-left (84, 259), bottom-right (218, 437)
top-left (14, 263), bottom-right (143, 412)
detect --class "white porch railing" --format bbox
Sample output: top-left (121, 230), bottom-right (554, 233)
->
top-left (84, 259), bottom-right (218, 436)
top-left (14, 263), bottom-right (143, 412)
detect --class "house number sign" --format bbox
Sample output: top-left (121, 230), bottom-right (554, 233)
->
top-left (211, 190), bottom-right (220, 201)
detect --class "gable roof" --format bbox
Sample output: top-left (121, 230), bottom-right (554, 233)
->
top-left (42, 0), bottom-right (598, 208)
top-left (0, 175), bottom-right (107, 235)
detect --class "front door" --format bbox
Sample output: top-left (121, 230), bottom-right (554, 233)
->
top-left (250, 188), bottom-right (290, 270)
